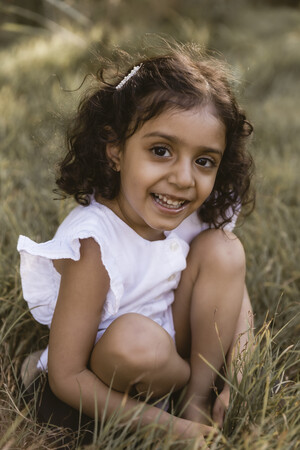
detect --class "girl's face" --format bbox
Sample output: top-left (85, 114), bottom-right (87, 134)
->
top-left (106, 105), bottom-right (226, 241)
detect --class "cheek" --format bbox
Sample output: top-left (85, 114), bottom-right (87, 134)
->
top-left (196, 176), bottom-right (217, 202)
top-left (120, 169), bottom-right (148, 195)
top-left (128, 164), bottom-right (159, 188)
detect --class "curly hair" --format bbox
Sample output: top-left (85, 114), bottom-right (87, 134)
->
top-left (55, 42), bottom-right (255, 228)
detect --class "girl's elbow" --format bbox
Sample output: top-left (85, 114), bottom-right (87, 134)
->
top-left (48, 363), bottom-right (90, 408)
top-left (48, 367), bottom-right (66, 400)
top-left (48, 364), bottom-right (77, 402)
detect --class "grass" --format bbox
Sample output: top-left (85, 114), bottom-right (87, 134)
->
top-left (0, 0), bottom-right (299, 448)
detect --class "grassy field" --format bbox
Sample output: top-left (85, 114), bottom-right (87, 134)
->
top-left (0, 0), bottom-right (299, 448)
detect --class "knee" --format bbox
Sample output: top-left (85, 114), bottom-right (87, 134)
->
top-left (93, 313), bottom-right (173, 373)
top-left (190, 229), bottom-right (246, 276)
top-left (118, 314), bottom-right (173, 370)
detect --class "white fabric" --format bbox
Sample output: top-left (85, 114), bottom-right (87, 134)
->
top-left (17, 199), bottom-right (237, 370)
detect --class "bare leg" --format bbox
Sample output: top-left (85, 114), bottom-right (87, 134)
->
top-left (212, 286), bottom-right (254, 427)
top-left (172, 229), bottom-right (246, 424)
top-left (90, 313), bottom-right (190, 400)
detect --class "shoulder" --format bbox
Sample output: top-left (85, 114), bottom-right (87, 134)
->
top-left (57, 235), bottom-right (110, 304)
top-left (55, 200), bottom-right (113, 239)
top-left (173, 212), bottom-right (207, 244)
top-left (53, 236), bottom-right (103, 275)
top-left (58, 236), bottom-right (110, 289)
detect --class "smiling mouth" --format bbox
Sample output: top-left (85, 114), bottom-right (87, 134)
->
top-left (152, 193), bottom-right (188, 209)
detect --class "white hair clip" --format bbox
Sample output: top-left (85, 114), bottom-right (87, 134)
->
top-left (116, 64), bottom-right (142, 90)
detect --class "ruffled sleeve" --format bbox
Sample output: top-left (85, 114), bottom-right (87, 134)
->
top-left (17, 214), bottom-right (124, 327)
top-left (18, 236), bottom-right (61, 326)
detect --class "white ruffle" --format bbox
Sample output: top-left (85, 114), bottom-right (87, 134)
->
top-left (17, 231), bottom-right (124, 327)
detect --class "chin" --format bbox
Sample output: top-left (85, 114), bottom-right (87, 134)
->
top-left (155, 220), bottom-right (183, 232)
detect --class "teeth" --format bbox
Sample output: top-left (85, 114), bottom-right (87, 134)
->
top-left (154, 194), bottom-right (185, 209)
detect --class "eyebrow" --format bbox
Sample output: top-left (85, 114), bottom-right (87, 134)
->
top-left (143, 132), bottom-right (224, 155)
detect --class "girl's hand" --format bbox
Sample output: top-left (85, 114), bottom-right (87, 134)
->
top-left (173, 418), bottom-right (218, 448)
top-left (212, 384), bottom-right (230, 428)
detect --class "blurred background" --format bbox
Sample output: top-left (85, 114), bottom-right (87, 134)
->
top-left (0, 1), bottom-right (299, 447)
top-left (0, 0), bottom-right (299, 372)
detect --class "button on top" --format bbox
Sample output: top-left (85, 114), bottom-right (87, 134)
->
top-left (168, 274), bottom-right (176, 281)
top-left (170, 241), bottom-right (179, 251)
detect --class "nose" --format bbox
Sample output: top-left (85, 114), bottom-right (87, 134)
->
top-left (167, 159), bottom-right (195, 189)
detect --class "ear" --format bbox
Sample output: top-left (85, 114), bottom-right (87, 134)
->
top-left (106, 143), bottom-right (121, 172)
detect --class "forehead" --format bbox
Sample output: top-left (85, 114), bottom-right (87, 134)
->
top-left (135, 105), bottom-right (226, 151)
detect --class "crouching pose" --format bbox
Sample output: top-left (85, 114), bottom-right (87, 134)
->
top-left (18, 42), bottom-right (254, 441)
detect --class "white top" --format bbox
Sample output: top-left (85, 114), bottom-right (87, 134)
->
top-left (17, 199), bottom-right (237, 369)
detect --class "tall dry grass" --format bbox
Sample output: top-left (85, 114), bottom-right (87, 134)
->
top-left (0, 0), bottom-right (299, 448)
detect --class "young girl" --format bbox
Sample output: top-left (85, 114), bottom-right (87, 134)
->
top-left (18, 43), bottom-right (254, 441)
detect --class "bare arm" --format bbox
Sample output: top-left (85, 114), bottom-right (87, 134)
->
top-left (48, 238), bottom-right (213, 440)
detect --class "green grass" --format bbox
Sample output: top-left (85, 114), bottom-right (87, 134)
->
top-left (1, 0), bottom-right (299, 448)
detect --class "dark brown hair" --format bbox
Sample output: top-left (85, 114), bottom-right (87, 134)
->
top-left (56, 43), bottom-right (255, 228)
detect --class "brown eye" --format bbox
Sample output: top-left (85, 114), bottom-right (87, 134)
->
top-left (151, 146), bottom-right (171, 157)
top-left (195, 157), bottom-right (215, 168)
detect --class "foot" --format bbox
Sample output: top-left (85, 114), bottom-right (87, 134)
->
top-left (20, 350), bottom-right (43, 388)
